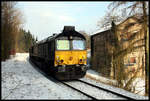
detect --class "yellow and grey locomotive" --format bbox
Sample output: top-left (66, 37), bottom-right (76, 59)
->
top-left (29, 26), bottom-right (87, 80)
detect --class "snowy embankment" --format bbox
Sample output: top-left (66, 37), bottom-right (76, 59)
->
top-left (1, 53), bottom-right (149, 100)
top-left (84, 70), bottom-right (148, 100)
top-left (2, 53), bottom-right (89, 99)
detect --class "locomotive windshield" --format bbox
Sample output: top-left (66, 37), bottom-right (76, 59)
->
top-left (57, 40), bottom-right (70, 50)
top-left (72, 40), bottom-right (85, 50)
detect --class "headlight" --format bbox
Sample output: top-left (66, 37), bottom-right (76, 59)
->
top-left (81, 66), bottom-right (86, 71)
top-left (56, 56), bottom-right (64, 64)
top-left (57, 56), bottom-right (59, 59)
top-left (57, 60), bottom-right (60, 62)
top-left (80, 59), bottom-right (82, 62)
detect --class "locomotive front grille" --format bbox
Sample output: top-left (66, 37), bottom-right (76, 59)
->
top-left (55, 65), bottom-right (87, 80)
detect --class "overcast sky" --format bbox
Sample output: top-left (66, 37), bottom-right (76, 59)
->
top-left (17, 1), bottom-right (112, 41)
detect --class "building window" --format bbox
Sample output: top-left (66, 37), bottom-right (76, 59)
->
top-left (124, 57), bottom-right (136, 67)
top-left (129, 57), bottom-right (136, 63)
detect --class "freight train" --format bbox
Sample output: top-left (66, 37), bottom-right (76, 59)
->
top-left (29, 26), bottom-right (87, 80)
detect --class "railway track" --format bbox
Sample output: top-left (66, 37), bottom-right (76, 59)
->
top-left (29, 58), bottom-right (136, 100)
top-left (56, 79), bottom-right (98, 100)
top-left (60, 79), bottom-right (137, 100)
top-left (29, 58), bottom-right (97, 100)
top-left (76, 79), bottom-right (135, 100)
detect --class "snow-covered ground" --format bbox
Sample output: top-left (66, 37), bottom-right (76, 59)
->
top-left (1, 53), bottom-right (149, 100)
top-left (64, 80), bottom-right (124, 100)
top-left (86, 69), bottom-right (146, 96)
top-left (83, 71), bottom-right (148, 100)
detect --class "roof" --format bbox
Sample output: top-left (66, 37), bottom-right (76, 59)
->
top-left (92, 15), bottom-right (145, 36)
top-left (91, 29), bottom-right (112, 38)
top-left (36, 26), bottom-right (85, 45)
top-left (37, 33), bottom-right (58, 44)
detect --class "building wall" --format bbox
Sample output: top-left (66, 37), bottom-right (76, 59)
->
top-left (91, 30), bottom-right (115, 77)
top-left (117, 17), bottom-right (145, 78)
top-left (91, 16), bottom-right (146, 79)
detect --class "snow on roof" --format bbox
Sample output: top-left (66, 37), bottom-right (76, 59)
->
top-left (92, 27), bottom-right (111, 35)
top-left (92, 15), bottom-right (136, 35)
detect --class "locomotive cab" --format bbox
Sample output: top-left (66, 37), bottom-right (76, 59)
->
top-left (54, 26), bottom-right (87, 80)
top-left (55, 37), bottom-right (87, 66)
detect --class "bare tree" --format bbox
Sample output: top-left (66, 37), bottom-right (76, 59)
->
top-left (109, 1), bottom-right (149, 95)
top-left (110, 2), bottom-right (149, 15)
top-left (1, 2), bottom-right (23, 60)
top-left (142, 2), bottom-right (149, 96)
top-left (97, 11), bottom-right (124, 30)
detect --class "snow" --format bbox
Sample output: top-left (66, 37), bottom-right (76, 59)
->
top-left (65, 80), bottom-right (124, 100)
top-left (1, 53), bottom-right (149, 100)
top-left (83, 72), bottom-right (148, 100)
top-left (86, 69), bottom-right (117, 85)
top-left (86, 67), bottom-right (147, 97)
top-left (91, 16), bottom-right (129, 35)
top-left (92, 27), bottom-right (111, 35)
top-left (2, 53), bottom-right (89, 99)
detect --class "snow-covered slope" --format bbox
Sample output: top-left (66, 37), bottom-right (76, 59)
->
top-left (2, 53), bottom-right (89, 99)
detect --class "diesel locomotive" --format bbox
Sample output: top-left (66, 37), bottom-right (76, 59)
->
top-left (29, 26), bottom-right (87, 80)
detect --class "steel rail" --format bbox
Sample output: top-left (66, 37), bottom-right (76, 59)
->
top-left (29, 58), bottom-right (98, 100)
top-left (77, 79), bottom-right (135, 100)
top-left (55, 79), bottom-right (98, 100)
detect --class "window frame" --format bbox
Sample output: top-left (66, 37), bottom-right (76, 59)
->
top-left (55, 36), bottom-right (86, 51)
top-left (72, 39), bottom-right (86, 50)
top-left (56, 39), bottom-right (70, 51)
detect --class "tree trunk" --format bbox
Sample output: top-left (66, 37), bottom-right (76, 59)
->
top-left (142, 1), bottom-right (149, 95)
